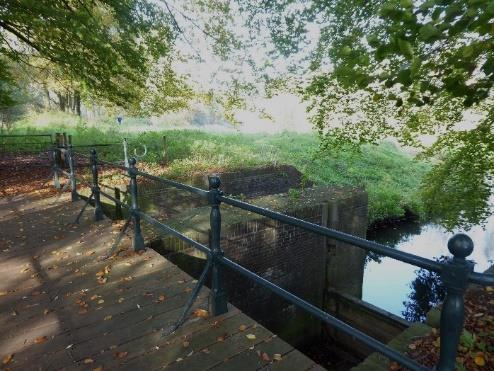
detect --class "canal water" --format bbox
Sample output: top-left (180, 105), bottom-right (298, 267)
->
top-left (363, 213), bottom-right (494, 319)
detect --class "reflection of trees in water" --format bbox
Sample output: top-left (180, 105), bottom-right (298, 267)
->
top-left (402, 257), bottom-right (447, 322)
top-left (366, 219), bottom-right (422, 264)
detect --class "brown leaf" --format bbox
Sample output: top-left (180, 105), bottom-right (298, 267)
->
top-left (34, 336), bottom-right (48, 344)
top-left (2, 354), bottom-right (14, 364)
top-left (238, 324), bottom-right (247, 332)
top-left (114, 351), bottom-right (128, 359)
top-left (193, 309), bottom-right (209, 318)
top-left (104, 315), bottom-right (112, 321)
top-left (389, 362), bottom-right (400, 370)
top-left (43, 309), bottom-right (50, 315)
top-left (261, 352), bottom-right (270, 362)
top-left (157, 295), bottom-right (166, 303)
top-left (93, 367), bottom-right (103, 371)
top-left (183, 341), bottom-right (190, 348)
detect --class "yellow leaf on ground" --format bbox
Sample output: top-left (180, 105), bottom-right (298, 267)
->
top-left (104, 315), bottom-right (112, 321)
top-left (84, 358), bottom-right (94, 364)
top-left (246, 334), bottom-right (256, 340)
top-left (474, 354), bottom-right (486, 366)
top-left (2, 354), bottom-right (14, 364)
top-left (238, 325), bottom-right (247, 332)
top-left (273, 354), bottom-right (282, 361)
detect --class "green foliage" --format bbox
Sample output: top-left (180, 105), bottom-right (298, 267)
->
top-left (0, 0), bottom-right (191, 112)
top-left (12, 114), bottom-right (430, 224)
top-left (230, 0), bottom-right (494, 228)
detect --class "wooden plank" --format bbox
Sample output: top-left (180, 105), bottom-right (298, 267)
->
top-left (0, 192), bottom-right (324, 371)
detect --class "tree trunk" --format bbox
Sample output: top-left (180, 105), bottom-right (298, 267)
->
top-left (74, 90), bottom-right (81, 116)
top-left (57, 92), bottom-right (66, 111)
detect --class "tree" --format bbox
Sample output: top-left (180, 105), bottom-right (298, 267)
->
top-left (216, 0), bottom-right (494, 229)
top-left (0, 0), bottom-right (191, 114)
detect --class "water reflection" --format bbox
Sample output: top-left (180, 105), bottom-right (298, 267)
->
top-left (363, 213), bottom-right (494, 319)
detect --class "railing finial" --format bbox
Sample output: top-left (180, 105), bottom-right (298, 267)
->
top-left (209, 175), bottom-right (221, 190)
top-left (447, 233), bottom-right (474, 259)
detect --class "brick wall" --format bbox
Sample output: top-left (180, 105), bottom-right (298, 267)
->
top-left (152, 186), bottom-right (368, 347)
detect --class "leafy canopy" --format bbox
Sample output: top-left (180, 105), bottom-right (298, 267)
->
top-left (0, 0), bottom-right (191, 112)
top-left (218, 0), bottom-right (494, 229)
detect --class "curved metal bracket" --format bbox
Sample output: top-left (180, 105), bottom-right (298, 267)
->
top-left (134, 144), bottom-right (147, 158)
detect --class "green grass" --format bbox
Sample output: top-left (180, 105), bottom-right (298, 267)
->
top-left (9, 112), bottom-right (430, 223)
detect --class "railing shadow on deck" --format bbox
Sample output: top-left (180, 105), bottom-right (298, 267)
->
top-left (45, 136), bottom-right (494, 371)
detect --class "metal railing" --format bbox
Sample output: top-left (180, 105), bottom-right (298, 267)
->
top-left (0, 133), bottom-right (53, 155)
top-left (49, 144), bottom-right (494, 371)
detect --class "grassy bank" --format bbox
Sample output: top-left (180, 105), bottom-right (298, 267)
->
top-left (9, 112), bottom-right (430, 223)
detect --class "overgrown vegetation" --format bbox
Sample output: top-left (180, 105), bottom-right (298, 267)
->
top-left (11, 113), bottom-right (429, 224)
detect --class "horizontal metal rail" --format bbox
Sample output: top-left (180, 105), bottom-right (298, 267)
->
top-left (219, 195), bottom-right (444, 273)
top-left (71, 143), bottom-right (120, 148)
top-left (218, 255), bottom-right (427, 370)
top-left (135, 210), bottom-right (211, 256)
top-left (469, 271), bottom-right (494, 286)
top-left (0, 134), bottom-right (52, 137)
top-left (134, 170), bottom-right (209, 198)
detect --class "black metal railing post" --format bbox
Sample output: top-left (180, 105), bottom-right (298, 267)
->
top-left (436, 233), bottom-right (474, 371)
top-left (114, 187), bottom-right (123, 220)
top-left (67, 135), bottom-right (79, 201)
top-left (90, 149), bottom-right (104, 221)
top-left (208, 175), bottom-right (228, 315)
top-left (128, 157), bottom-right (145, 252)
top-left (53, 147), bottom-right (62, 189)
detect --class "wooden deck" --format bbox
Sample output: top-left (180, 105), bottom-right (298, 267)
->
top-left (0, 191), bottom-right (323, 370)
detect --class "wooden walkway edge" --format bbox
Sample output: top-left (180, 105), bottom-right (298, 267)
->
top-left (0, 192), bottom-right (323, 371)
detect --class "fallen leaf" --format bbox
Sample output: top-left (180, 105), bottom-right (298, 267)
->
top-left (157, 295), bottom-right (166, 302)
top-left (246, 334), bottom-right (256, 340)
top-left (43, 309), bottom-right (50, 315)
top-left (0, 291), bottom-right (7, 296)
top-left (193, 309), bottom-right (209, 318)
top-left (97, 299), bottom-right (105, 304)
top-left (34, 336), bottom-right (48, 344)
top-left (261, 352), bottom-right (270, 362)
top-left (84, 358), bottom-right (94, 364)
top-left (389, 362), bottom-right (400, 370)
top-left (183, 341), bottom-right (190, 348)
top-left (475, 354), bottom-right (486, 366)
top-left (114, 351), bottom-right (128, 359)
top-left (239, 325), bottom-right (247, 332)
top-left (104, 315), bottom-right (112, 321)
top-left (2, 354), bottom-right (14, 364)
top-left (118, 298), bottom-right (124, 303)
top-left (93, 367), bottom-right (103, 371)
top-left (273, 354), bottom-right (282, 361)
